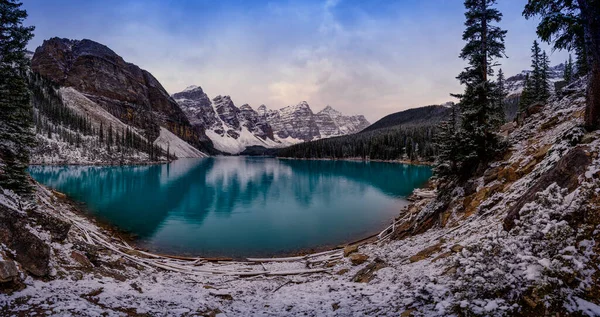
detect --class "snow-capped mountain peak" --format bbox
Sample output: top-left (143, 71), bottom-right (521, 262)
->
top-left (172, 88), bottom-right (370, 154)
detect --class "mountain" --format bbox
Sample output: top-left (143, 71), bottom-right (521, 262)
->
top-left (503, 63), bottom-right (566, 121)
top-left (277, 103), bottom-right (450, 161)
top-left (360, 104), bottom-right (451, 133)
top-left (172, 86), bottom-right (370, 154)
top-left (28, 38), bottom-right (207, 163)
top-left (30, 38), bottom-right (210, 153)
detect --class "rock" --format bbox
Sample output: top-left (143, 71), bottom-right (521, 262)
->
top-left (349, 253), bottom-right (369, 265)
top-left (523, 296), bottom-right (538, 308)
top-left (463, 188), bottom-right (490, 217)
top-left (71, 251), bottom-right (93, 268)
top-left (409, 243), bottom-right (443, 263)
top-left (580, 134), bottom-right (597, 144)
top-left (130, 282), bottom-right (143, 293)
top-left (352, 258), bottom-right (387, 283)
top-left (331, 302), bottom-right (340, 311)
top-left (483, 166), bottom-right (501, 184)
top-left (210, 291), bottom-right (233, 300)
top-left (533, 144), bottom-right (552, 161)
top-left (343, 245), bottom-right (359, 257)
top-left (450, 244), bottom-right (464, 253)
top-left (336, 268), bottom-right (349, 275)
top-left (498, 165), bottom-right (519, 182)
top-left (0, 204), bottom-right (51, 277)
top-left (29, 209), bottom-right (71, 242)
top-left (540, 116), bottom-right (560, 130)
top-left (401, 308), bottom-right (417, 317)
top-left (519, 159), bottom-right (538, 176)
top-left (504, 146), bottom-right (592, 231)
top-left (431, 251), bottom-right (453, 263)
top-left (0, 260), bottom-right (19, 283)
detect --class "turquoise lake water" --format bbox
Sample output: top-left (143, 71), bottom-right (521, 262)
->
top-left (29, 157), bottom-right (432, 257)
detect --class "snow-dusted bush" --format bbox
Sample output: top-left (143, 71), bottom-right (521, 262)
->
top-left (449, 184), bottom-right (595, 315)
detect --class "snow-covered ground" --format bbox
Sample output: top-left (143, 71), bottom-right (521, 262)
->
top-left (154, 127), bottom-right (207, 158)
top-left (2, 81), bottom-right (599, 316)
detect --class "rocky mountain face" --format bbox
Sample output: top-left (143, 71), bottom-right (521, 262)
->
top-left (172, 86), bottom-right (370, 154)
top-left (505, 63), bottom-right (565, 97)
top-left (31, 38), bottom-right (209, 151)
top-left (265, 102), bottom-right (321, 141)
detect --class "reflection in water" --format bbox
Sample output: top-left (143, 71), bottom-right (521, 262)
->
top-left (29, 157), bottom-right (432, 257)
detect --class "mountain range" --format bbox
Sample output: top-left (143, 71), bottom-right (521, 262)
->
top-left (172, 86), bottom-right (370, 154)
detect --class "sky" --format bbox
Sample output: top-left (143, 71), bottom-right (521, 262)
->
top-left (23, 0), bottom-right (569, 122)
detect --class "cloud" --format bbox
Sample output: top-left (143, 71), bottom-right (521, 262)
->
top-left (25, 0), bottom-right (569, 122)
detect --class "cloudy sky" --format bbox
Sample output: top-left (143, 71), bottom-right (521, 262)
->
top-left (23, 0), bottom-right (568, 122)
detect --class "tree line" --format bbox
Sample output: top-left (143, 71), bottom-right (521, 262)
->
top-left (278, 125), bottom-right (439, 161)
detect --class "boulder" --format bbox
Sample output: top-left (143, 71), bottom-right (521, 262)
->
top-left (349, 253), bottom-right (369, 265)
top-left (0, 260), bottom-right (19, 283)
top-left (504, 147), bottom-right (591, 231)
top-left (343, 245), bottom-right (358, 257)
top-left (352, 258), bottom-right (387, 283)
top-left (71, 251), bottom-right (93, 268)
top-left (0, 204), bottom-right (51, 277)
top-left (409, 243), bottom-right (443, 263)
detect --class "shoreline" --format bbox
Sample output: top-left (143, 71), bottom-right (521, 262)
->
top-left (276, 156), bottom-right (434, 166)
top-left (29, 159), bottom-right (172, 167)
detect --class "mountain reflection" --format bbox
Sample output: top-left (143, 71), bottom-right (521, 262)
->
top-left (29, 157), bottom-right (432, 256)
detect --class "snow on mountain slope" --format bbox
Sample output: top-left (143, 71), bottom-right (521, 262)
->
top-left (60, 87), bottom-right (144, 139)
top-left (153, 127), bottom-right (207, 158)
top-left (173, 86), bottom-right (369, 154)
top-left (314, 105), bottom-right (370, 137)
top-left (32, 87), bottom-right (206, 163)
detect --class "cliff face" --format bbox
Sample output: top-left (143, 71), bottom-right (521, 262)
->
top-left (31, 38), bottom-right (208, 148)
top-left (173, 86), bottom-right (369, 154)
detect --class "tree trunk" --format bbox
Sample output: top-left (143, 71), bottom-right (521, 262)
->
top-left (579, 0), bottom-right (600, 130)
top-left (586, 61), bottom-right (600, 130)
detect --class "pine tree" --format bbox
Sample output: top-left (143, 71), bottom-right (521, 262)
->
top-left (497, 68), bottom-right (507, 116)
top-left (453, 0), bottom-right (507, 169)
top-left (530, 41), bottom-right (544, 101)
top-left (540, 50), bottom-right (551, 101)
top-left (520, 74), bottom-right (534, 115)
top-left (434, 103), bottom-right (460, 176)
top-left (564, 54), bottom-right (574, 83)
top-left (99, 122), bottom-right (104, 143)
top-left (524, 0), bottom-right (600, 130)
top-left (0, 0), bottom-right (35, 193)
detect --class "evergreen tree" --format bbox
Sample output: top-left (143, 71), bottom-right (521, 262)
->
top-left (540, 50), bottom-right (551, 101)
top-left (524, 0), bottom-right (600, 130)
top-left (453, 0), bottom-right (507, 169)
top-left (0, 0), bottom-right (35, 193)
top-left (530, 41), bottom-right (544, 102)
top-left (564, 54), bottom-right (574, 83)
top-left (497, 68), bottom-right (507, 115)
top-left (519, 74), bottom-right (534, 115)
top-left (434, 103), bottom-right (461, 176)
top-left (99, 122), bottom-right (104, 143)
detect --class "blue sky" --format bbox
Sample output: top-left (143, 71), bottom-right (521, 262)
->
top-left (23, 0), bottom-right (568, 121)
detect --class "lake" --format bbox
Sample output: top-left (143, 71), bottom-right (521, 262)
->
top-left (29, 157), bottom-right (432, 257)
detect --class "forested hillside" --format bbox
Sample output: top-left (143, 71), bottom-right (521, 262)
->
top-left (277, 104), bottom-right (450, 161)
top-left (29, 73), bottom-right (174, 164)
